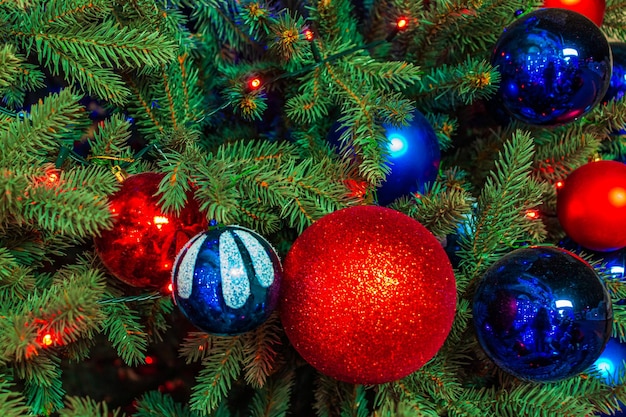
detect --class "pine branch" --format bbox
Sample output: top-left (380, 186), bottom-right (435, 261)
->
top-left (134, 391), bottom-right (199, 417)
top-left (339, 384), bottom-right (369, 417)
top-left (16, 353), bottom-right (65, 415)
top-left (100, 300), bottom-right (148, 366)
top-left (179, 332), bottom-right (214, 365)
top-left (58, 396), bottom-right (125, 417)
top-left (457, 130), bottom-right (546, 289)
top-left (190, 336), bottom-right (244, 415)
top-left (248, 370), bottom-right (295, 417)
top-left (0, 376), bottom-right (29, 417)
top-left (242, 314), bottom-right (282, 389)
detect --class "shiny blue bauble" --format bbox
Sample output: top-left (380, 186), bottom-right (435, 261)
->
top-left (377, 111), bottom-right (440, 205)
top-left (473, 246), bottom-right (612, 382)
top-left (171, 225), bottom-right (282, 336)
top-left (604, 42), bottom-right (626, 103)
top-left (491, 8), bottom-right (612, 126)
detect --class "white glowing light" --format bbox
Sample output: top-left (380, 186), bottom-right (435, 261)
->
top-left (555, 299), bottom-right (573, 309)
top-left (610, 265), bottom-right (625, 276)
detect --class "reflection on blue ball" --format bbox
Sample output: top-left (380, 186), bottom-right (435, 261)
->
top-left (473, 246), bottom-right (613, 382)
top-left (172, 225), bottom-right (282, 336)
top-left (604, 43), bottom-right (626, 104)
top-left (491, 8), bottom-right (612, 126)
top-left (377, 111), bottom-right (440, 205)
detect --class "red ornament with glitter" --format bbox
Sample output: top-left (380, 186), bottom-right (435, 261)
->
top-left (94, 172), bottom-right (206, 289)
top-left (557, 160), bottom-right (626, 252)
top-left (279, 205), bottom-right (457, 384)
top-left (543, 0), bottom-right (605, 26)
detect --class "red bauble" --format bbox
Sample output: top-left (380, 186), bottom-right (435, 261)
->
top-left (557, 160), bottom-right (626, 252)
top-left (279, 206), bottom-right (457, 384)
top-left (543, 0), bottom-right (606, 26)
top-left (95, 172), bottom-right (207, 289)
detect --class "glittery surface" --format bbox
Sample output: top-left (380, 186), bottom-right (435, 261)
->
top-left (279, 205), bottom-right (457, 384)
top-left (234, 229), bottom-right (275, 288)
top-left (94, 173), bottom-right (207, 289)
top-left (175, 233), bottom-right (207, 299)
top-left (172, 225), bottom-right (282, 335)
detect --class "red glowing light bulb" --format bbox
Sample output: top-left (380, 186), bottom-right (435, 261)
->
top-left (248, 77), bottom-right (262, 90)
top-left (525, 209), bottom-right (539, 219)
top-left (304, 29), bottom-right (314, 41)
top-left (396, 17), bottom-right (408, 29)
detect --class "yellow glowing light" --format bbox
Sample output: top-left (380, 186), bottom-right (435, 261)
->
top-left (397, 18), bottom-right (408, 29)
top-left (42, 334), bottom-right (53, 346)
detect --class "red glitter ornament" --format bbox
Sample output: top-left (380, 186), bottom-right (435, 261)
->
top-left (279, 205), bottom-right (457, 384)
top-left (557, 160), bottom-right (626, 252)
top-left (543, 0), bottom-right (605, 26)
top-left (94, 172), bottom-right (206, 289)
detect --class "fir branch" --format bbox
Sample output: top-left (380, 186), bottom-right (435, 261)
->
top-left (0, 44), bottom-right (21, 89)
top-left (398, 177), bottom-right (474, 239)
top-left (16, 353), bottom-right (65, 416)
top-left (100, 300), bottom-right (148, 366)
top-left (338, 57), bottom-right (422, 91)
top-left (179, 332), bottom-right (214, 365)
top-left (457, 130), bottom-right (546, 288)
top-left (190, 336), bottom-right (244, 415)
top-left (248, 370), bottom-right (295, 417)
top-left (87, 114), bottom-right (134, 161)
top-left (242, 314), bottom-right (282, 389)
top-left (494, 381), bottom-right (596, 417)
top-left (0, 376), bottom-right (29, 417)
top-left (134, 391), bottom-right (199, 417)
top-left (313, 376), bottom-right (346, 417)
top-left (58, 396), bottom-right (125, 417)
top-left (613, 303), bottom-right (626, 342)
top-left (284, 66), bottom-right (332, 124)
top-left (532, 125), bottom-right (603, 184)
top-left (0, 247), bottom-right (36, 301)
top-left (339, 385), bottom-right (369, 417)
top-left (409, 58), bottom-right (500, 110)
top-left (0, 88), bottom-right (85, 164)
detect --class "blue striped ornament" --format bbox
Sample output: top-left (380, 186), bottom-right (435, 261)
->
top-left (172, 225), bottom-right (282, 335)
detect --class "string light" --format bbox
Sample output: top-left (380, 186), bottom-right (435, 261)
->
top-left (248, 77), bottom-right (262, 91)
top-left (41, 333), bottom-right (53, 346)
top-left (396, 17), bottom-right (408, 30)
top-left (525, 209), bottom-right (540, 219)
top-left (304, 29), bottom-right (314, 41)
top-left (555, 180), bottom-right (564, 189)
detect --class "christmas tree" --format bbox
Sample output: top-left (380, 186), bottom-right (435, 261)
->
top-left (2, 0), bottom-right (626, 416)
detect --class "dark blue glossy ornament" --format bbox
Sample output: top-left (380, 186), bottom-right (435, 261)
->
top-left (473, 246), bottom-right (612, 382)
top-left (491, 8), bottom-right (612, 126)
top-left (172, 225), bottom-right (282, 336)
top-left (604, 42), bottom-right (626, 103)
top-left (377, 111), bottom-right (440, 205)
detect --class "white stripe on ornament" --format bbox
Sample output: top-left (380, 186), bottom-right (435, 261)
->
top-left (233, 229), bottom-right (274, 288)
top-left (176, 233), bottom-right (207, 299)
top-left (220, 231), bottom-right (251, 309)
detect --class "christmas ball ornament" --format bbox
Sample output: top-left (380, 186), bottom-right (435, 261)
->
top-left (377, 111), bottom-right (441, 205)
top-left (473, 246), bottom-right (612, 382)
top-left (279, 205), bottom-right (457, 384)
top-left (172, 225), bottom-right (282, 335)
top-left (604, 43), bottom-right (626, 103)
top-left (557, 160), bottom-right (626, 252)
top-left (543, 0), bottom-right (606, 27)
top-left (491, 8), bottom-right (612, 126)
top-left (95, 172), bottom-right (206, 289)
